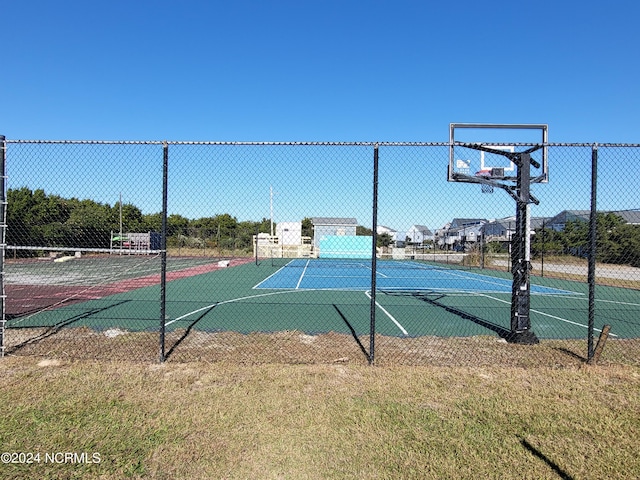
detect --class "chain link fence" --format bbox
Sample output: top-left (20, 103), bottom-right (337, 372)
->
top-left (1, 137), bottom-right (639, 366)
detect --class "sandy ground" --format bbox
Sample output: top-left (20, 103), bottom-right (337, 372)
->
top-left (491, 259), bottom-right (640, 280)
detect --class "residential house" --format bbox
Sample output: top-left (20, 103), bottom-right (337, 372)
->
top-left (405, 225), bottom-right (433, 246)
top-left (436, 218), bottom-right (486, 250)
top-left (376, 225), bottom-right (401, 246)
top-left (545, 210), bottom-right (590, 232)
top-left (482, 216), bottom-right (550, 251)
top-left (545, 209), bottom-right (640, 231)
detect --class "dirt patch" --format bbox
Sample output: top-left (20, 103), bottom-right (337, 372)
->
top-left (492, 259), bottom-right (640, 281)
top-left (5, 326), bottom-right (639, 368)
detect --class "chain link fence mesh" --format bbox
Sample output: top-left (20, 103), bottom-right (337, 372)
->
top-left (2, 139), bottom-right (639, 366)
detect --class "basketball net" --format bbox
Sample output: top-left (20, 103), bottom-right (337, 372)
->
top-left (481, 183), bottom-right (494, 194)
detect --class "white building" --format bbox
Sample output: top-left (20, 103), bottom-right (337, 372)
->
top-left (377, 225), bottom-right (398, 241)
top-left (276, 222), bottom-right (302, 246)
top-left (406, 225), bottom-right (433, 245)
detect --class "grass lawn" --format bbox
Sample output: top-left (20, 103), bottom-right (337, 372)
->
top-left (0, 356), bottom-right (638, 479)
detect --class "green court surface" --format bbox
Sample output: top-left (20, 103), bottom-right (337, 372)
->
top-left (7, 259), bottom-right (640, 341)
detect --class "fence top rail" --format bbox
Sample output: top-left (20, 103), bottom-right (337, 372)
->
top-left (3, 139), bottom-right (640, 148)
top-left (3, 139), bottom-right (448, 147)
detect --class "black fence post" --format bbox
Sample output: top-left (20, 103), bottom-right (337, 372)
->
top-left (159, 141), bottom-right (169, 363)
top-left (587, 144), bottom-right (598, 361)
top-left (369, 144), bottom-right (379, 366)
top-left (540, 219), bottom-right (545, 277)
top-left (0, 135), bottom-right (5, 358)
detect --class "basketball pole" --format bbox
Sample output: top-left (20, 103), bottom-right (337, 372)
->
top-left (509, 153), bottom-right (539, 344)
top-left (449, 124), bottom-right (547, 345)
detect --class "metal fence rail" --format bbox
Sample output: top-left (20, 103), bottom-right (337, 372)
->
top-left (2, 137), bottom-right (639, 366)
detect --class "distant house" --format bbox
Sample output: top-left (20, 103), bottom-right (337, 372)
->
top-left (619, 210), bottom-right (640, 225)
top-left (310, 217), bottom-right (358, 249)
top-left (449, 218), bottom-right (486, 229)
top-left (451, 218), bottom-right (485, 247)
top-left (545, 209), bottom-right (640, 231)
top-left (483, 218), bottom-right (513, 240)
top-left (545, 210), bottom-right (590, 231)
top-left (406, 225), bottom-right (433, 245)
top-left (435, 218), bottom-right (486, 250)
top-left (376, 225), bottom-right (404, 246)
top-left (530, 217), bottom-right (548, 230)
top-left (483, 216), bottom-right (549, 244)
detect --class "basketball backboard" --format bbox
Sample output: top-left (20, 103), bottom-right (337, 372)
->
top-left (448, 123), bottom-right (548, 184)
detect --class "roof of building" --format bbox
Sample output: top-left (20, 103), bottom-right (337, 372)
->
top-left (546, 210), bottom-right (590, 225)
top-left (450, 218), bottom-right (487, 228)
top-left (408, 224), bottom-right (432, 233)
top-left (615, 210), bottom-right (640, 224)
top-left (311, 217), bottom-right (358, 226)
top-left (484, 216), bottom-right (550, 230)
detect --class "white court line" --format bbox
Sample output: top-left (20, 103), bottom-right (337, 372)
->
top-left (477, 293), bottom-right (618, 337)
top-left (253, 259), bottom-right (295, 289)
top-left (365, 290), bottom-right (408, 336)
top-left (411, 266), bottom-right (580, 296)
top-left (165, 290), bottom-right (304, 326)
top-left (295, 259), bottom-right (311, 289)
top-left (593, 298), bottom-right (640, 307)
top-left (531, 294), bottom-right (640, 308)
top-left (371, 263), bottom-right (388, 278)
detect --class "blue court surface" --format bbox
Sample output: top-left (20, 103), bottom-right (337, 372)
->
top-left (255, 258), bottom-right (575, 295)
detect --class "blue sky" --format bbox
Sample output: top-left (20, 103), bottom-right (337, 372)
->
top-left (2, 0), bottom-right (639, 232)
top-left (3, 0), bottom-right (639, 142)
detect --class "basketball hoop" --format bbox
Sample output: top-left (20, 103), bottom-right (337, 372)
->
top-left (476, 169), bottom-right (494, 193)
top-left (447, 123), bottom-right (548, 345)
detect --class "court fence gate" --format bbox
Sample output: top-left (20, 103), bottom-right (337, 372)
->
top-left (1, 137), bottom-right (639, 367)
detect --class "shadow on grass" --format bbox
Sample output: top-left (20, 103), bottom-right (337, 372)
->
top-left (520, 437), bottom-right (575, 480)
top-left (553, 347), bottom-right (586, 362)
top-left (164, 305), bottom-right (217, 360)
top-left (332, 304), bottom-right (370, 362)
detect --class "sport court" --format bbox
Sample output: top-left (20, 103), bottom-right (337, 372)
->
top-left (256, 257), bottom-right (570, 294)
top-left (6, 255), bottom-right (638, 344)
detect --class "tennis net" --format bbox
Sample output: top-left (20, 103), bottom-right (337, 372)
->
top-left (268, 252), bottom-right (473, 270)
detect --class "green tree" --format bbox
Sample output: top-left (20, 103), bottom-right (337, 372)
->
top-left (7, 188), bottom-right (75, 250)
top-left (257, 217), bottom-right (272, 234)
top-left (166, 214), bottom-right (190, 237)
top-left (595, 213), bottom-right (626, 263)
top-left (617, 224), bottom-right (640, 267)
top-left (65, 198), bottom-right (113, 248)
top-left (119, 203), bottom-right (146, 232)
top-left (142, 212), bottom-right (163, 232)
top-left (301, 217), bottom-right (313, 238)
top-left (562, 219), bottom-right (588, 254)
top-left (237, 220), bottom-right (260, 250)
top-left (356, 225), bottom-right (372, 236)
top-left (531, 227), bottom-right (564, 257)
top-left (376, 232), bottom-right (393, 248)
top-left (553, 213), bottom-right (640, 266)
